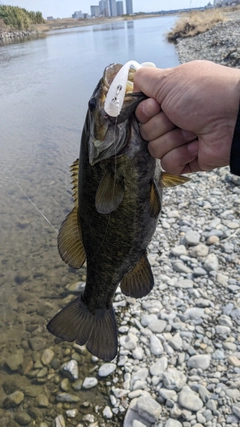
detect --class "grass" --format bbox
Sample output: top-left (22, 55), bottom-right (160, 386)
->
top-left (168, 8), bottom-right (225, 41)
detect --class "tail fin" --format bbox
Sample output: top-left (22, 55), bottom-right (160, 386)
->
top-left (47, 296), bottom-right (118, 361)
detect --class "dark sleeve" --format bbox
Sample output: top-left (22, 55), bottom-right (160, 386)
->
top-left (230, 104), bottom-right (240, 176)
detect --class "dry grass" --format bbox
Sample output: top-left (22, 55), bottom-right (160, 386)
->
top-left (168, 9), bottom-right (225, 41)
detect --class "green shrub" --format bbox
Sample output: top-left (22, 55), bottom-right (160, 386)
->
top-left (0, 5), bottom-right (45, 30)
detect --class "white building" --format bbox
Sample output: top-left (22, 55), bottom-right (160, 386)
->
top-left (116, 1), bottom-right (124, 15)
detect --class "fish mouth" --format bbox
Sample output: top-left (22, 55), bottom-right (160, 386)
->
top-left (88, 63), bottom-right (147, 166)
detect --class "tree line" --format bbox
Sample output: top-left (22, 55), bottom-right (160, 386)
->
top-left (0, 5), bottom-right (45, 30)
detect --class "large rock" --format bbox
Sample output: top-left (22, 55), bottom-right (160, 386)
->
top-left (178, 386), bottom-right (203, 411)
top-left (187, 354), bottom-right (211, 370)
top-left (137, 395), bottom-right (162, 423)
top-left (162, 368), bottom-right (186, 391)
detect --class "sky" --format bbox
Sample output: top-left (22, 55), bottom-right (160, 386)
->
top-left (1, 0), bottom-right (211, 18)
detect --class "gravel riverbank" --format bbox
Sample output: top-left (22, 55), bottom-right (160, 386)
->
top-left (1, 13), bottom-right (240, 427)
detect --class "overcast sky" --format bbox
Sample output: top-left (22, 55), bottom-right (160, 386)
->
top-left (1, 0), bottom-right (211, 18)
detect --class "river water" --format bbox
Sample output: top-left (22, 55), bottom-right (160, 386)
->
top-left (0, 16), bottom-right (178, 426)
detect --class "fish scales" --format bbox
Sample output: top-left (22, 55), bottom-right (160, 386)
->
top-left (47, 63), bottom-right (189, 361)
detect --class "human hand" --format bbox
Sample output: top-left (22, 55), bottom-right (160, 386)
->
top-left (134, 60), bottom-right (240, 174)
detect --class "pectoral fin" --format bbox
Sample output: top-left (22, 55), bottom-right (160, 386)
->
top-left (95, 172), bottom-right (124, 214)
top-left (57, 206), bottom-right (86, 269)
top-left (161, 172), bottom-right (190, 187)
top-left (150, 180), bottom-right (161, 218)
top-left (120, 253), bottom-right (154, 298)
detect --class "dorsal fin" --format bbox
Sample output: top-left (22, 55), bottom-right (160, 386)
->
top-left (70, 159), bottom-right (79, 206)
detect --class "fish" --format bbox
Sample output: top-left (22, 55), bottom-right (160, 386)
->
top-left (47, 63), bottom-right (189, 361)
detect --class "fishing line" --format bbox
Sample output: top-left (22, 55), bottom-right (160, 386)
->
top-left (2, 162), bottom-right (58, 234)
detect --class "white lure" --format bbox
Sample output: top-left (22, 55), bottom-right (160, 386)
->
top-left (104, 60), bottom-right (156, 117)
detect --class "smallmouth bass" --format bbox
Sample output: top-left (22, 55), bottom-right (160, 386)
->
top-left (47, 63), bottom-right (189, 361)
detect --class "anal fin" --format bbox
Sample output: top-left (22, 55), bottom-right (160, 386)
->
top-left (120, 253), bottom-right (154, 298)
top-left (47, 296), bottom-right (118, 362)
top-left (57, 206), bottom-right (86, 269)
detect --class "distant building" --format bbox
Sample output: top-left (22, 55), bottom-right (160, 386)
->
top-left (72, 10), bottom-right (84, 19)
top-left (126, 0), bottom-right (133, 14)
top-left (109, 0), bottom-right (117, 16)
top-left (99, 0), bottom-right (110, 17)
top-left (47, 16), bottom-right (54, 20)
top-left (116, 1), bottom-right (124, 15)
top-left (91, 5), bottom-right (100, 17)
top-left (83, 13), bottom-right (89, 19)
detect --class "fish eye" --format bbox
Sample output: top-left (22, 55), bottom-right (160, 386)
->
top-left (88, 97), bottom-right (96, 111)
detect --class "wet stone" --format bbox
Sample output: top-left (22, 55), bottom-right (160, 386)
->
top-left (5, 353), bottom-right (24, 372)
top-left (54, 415), bottom-right (65, 427)
top-left (56, 393), bottom-right (80, 403)
top-left (72, 379), bottom-right (83, 391)
top-left (61, 378), bottom-right (70, 391)
top-left (82, 377), bottom-right (98, 389)
top-left (28, 337), bottom-right (46, 351)
top-left (41, 348), bottom-right (55, 366)
top-left (3, 390), bottom-right (24, 408)
top-left (66, 409), bottom-right (78, 418)
top-left (61, 359), bottom-right (79, 380)
top-left (14, 412), bottom-right (32, 426)
top-left (36, 393), bottom-right (49, 407)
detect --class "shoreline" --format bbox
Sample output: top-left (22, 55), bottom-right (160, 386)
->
top-left (0, 13), bottom-right (173, 44)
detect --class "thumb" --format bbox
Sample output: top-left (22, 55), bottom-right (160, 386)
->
top-left (133, 67), bottom-right (168, 102)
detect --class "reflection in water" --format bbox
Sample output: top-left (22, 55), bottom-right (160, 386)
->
top-left (0, 16), bottom-right (179, 425)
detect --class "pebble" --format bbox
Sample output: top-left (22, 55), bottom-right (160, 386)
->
top-left (204, 253), bottom-right (219, 272)
top-left (150, 357), bottom-right (168, 376)
top-left (187, 354), bottom-right (211, 370)
top-left (98, 363), bottom-right (116, 377)
top-left (178, 386), bottom-right (203, 411)
top-left (120, 333), bottom-right (138, 350)
top-left (165, 419), bottom-right (183, 427)
top-left (41, 348), bottom-right (55, 366)
top-left (3, 391), bottom-right (24, 408)
top-left (162, 368), bottom-right (187, 391)
top-left (184, 230), bottom-right (200, 245)
top-left (82, 377), bottom-right (98, 389)
top-left (61, 360), bottom-right (79, 380)
top-left (148, 319), bottom-right (167, 333)
top-left (5, 353), bottom-right (24, 372)
top-left (150, 335), bottom-right (163, 356)
top-left (66, 409), bottom-right (78, 418)
top-left (171, 245), bottom-right (187, 256)
top-left (190, 244), bottom-right (209, 257)
top-left (54, 415), bottom-right (65, 427)
top-left (103, 406), bottom-right (113, 418)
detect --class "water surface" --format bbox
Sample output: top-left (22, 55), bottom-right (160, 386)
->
top-left (0, 16), bottom-right (179, 425)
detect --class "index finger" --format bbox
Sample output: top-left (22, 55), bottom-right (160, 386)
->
top-left (135, 98), bottom-right (161, 124)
